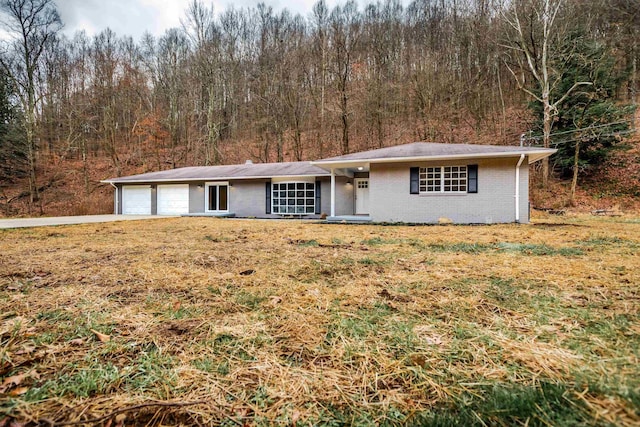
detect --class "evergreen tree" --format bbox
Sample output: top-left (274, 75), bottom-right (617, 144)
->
top-left (529, 30), bottom-right (636, 204)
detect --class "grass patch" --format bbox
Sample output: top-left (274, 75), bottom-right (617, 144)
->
top-left (426, 242), bottom-right (584, 256)
top-left (419, 382), bottom-right (592, 427)
top-left (0, 216), bottom-right (638, 425)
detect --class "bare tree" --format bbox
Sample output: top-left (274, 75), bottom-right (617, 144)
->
top-left (309, 0), bottom-right (329, 157)
top-left (0, 0), bottom-right (62, 212)
top-left (330, 1), bottom-right (362, 155)
top-left (501, 0), bottom-right (591, 186)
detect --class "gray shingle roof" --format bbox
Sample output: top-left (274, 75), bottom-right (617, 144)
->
top-left (103, 161), bottom-right (331, 183)
top-left (312, 142), bottom-right (556, 164)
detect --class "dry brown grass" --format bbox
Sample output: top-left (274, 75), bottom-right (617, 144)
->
top-left (0, 214), bottom-right (639, 426)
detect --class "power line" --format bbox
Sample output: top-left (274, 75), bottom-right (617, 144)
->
top-left (527, 128), bottom-right (637, 147)
top-left (524, 119), bottom-right (635, 141)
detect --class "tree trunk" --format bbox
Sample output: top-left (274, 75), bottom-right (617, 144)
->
top-left (542, 98), bottom-right (552, 187)
top-left (569, 140), bottom-right (580, 206)
top-left (341, 90), bottom-right (349, 154)
top-left (206, 85), bottom-right (219, 165)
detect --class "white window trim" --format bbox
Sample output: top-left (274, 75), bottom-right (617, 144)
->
top-left (272, 181), bottom-right (316, 216)
top-left (419, 166), bottom-right (468, 194)
top-left (205, 181), bottom-right (230, 213)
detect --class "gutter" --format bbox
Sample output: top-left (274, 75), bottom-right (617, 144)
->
top-left (109, 182), bottom-right (119, 215)
top-left (100, 172), bottom-right (336, 185)
top-left (311, 149), bottom-right (557, 169)
top-left (515, 154), bottom-right (525, 223)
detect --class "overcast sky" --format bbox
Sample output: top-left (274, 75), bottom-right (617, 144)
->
top-left (56, 0), bottom-right (346, 41)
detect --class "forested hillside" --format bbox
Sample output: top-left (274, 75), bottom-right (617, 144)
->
top-left (0, 0), bottom-right (638, 216)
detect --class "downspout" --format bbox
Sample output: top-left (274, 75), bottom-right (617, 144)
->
top-left (515, 154), bottom-right (525, 223)
top-left (110, 182), bottom-right (119, 215)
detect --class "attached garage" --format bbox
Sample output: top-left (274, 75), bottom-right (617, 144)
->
top-left (157, 184), bottom-right (190, 215)
top-left (122, 185), bottom-right (151, 215)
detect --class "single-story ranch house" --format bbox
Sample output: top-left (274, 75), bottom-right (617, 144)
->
top-left (101, 142), bottom-right (556, 224)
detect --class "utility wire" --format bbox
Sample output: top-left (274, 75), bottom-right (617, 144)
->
top-left (527, 128), bottom-right (637, 147)
top-left (524, 119), bottom-right (634, 140)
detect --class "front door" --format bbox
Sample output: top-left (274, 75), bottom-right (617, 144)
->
top-left (355, 178), bottom-right (369, 214)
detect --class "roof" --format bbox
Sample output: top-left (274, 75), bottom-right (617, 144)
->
top-left (311, 142), bottom-right (556, 169)
top-left (102, 142), bottom-right (557, 184)
top-left (102, 161), bottom-right (331, 184)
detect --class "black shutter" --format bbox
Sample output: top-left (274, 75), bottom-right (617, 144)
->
top-left (315, 181), bottom-right (321, 214)
top-left (468, 165), bottom-right (478, 193)
top-left (410, 167), bottom-right (420, 194)
top-left (265, 181), bottom-right (272, 214)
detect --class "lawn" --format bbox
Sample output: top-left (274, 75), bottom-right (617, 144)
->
top-left (0, 215), bottom-right (639, 426)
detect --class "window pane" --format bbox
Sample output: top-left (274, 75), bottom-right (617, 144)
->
top-left (271, 182), bottom-right (316, 215)
top-left (219, 186), bottom-right (228, 210)
top-left (208, 186), bottom-right (217, 211)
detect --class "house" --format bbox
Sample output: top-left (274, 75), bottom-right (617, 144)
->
top-left (101, 142), bottom-right (556, 224)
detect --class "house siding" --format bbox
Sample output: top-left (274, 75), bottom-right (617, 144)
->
top-left (116, 184), bottom-right (122, 214)
top-left (189, 184), bottom-right (205, 213)
top-left (150, 185), bottom-right (157, 215)
top-left (369, 158), bottom-right (529, 224)
top-left (182, 177), bottom-right (351, 218)
top-left (320, 176), bottom-right (353, 216)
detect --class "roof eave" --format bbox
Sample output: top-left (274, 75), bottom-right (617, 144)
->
top-left (311, 149), bottom-right (557, 169)
top-left (100, 172), bottom-right (334, 184)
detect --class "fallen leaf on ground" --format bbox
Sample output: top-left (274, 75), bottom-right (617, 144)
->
top-left (14, 346), bottom-right (35, 355)
top-left (8, 387), bottom-right (28, 396)
top-left (91, 329), bottom-right (110, 343)
top-left (0, 374), bottom-right (25, 393)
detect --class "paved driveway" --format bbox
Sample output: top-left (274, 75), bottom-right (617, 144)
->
top-left (0, 215), bottom-right (174, 229)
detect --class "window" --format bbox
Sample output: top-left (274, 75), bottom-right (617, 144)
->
top-left (272, 182), bottom-right (315, 214)
top-left (419, 166), bottom-right (467, 193)
top-left (206, 182), bottom-right (229, 212)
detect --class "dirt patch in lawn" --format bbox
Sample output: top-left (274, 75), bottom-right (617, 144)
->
top-left (0, 215), bottom-right (639, 426)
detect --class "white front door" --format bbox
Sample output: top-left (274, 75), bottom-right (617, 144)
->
top-left (122, 186), bottom-right (151, 215)
top-left (355, 178), bottom-right (369, 214)
top-left (157, 184), bottom-right (190, 215)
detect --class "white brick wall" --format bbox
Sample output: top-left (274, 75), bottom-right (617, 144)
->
top-left (370, 158), bottom-right (530, 224)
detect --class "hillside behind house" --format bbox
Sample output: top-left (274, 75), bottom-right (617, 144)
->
top-left (1, 0), bottom-right (638, 216)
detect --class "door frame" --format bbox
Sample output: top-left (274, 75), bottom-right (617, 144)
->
top-left (205, 181), bottom-right (230, 213)
top-left (354, 178), bottom-right (370, 215)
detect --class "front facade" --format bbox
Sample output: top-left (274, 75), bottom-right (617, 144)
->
top-left (102, 142), bottom-right (555, 224)
top-left (106, 162), bottom-right (354, 219)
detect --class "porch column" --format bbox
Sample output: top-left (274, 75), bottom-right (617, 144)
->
top-left (330, 168), bottom-right (336, 217)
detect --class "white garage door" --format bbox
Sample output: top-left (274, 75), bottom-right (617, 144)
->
top-left (157, 184), bottom-right (190, 215)
top-left (122, 186), bottom-right (151, 215)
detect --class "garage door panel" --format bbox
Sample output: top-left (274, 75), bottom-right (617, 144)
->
top-left (122, 186), bottom-right (151, 215)
top-left (157, 184), bottom-right (189, 215)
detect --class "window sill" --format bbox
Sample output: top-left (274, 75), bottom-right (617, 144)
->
top-left (417, 192), bottom-right (469, 196)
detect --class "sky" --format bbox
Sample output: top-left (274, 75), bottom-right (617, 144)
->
top-left (56, 0), bottom-right (345, 41)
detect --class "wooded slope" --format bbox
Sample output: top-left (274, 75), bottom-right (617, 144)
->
top-left (0, 0), bottom-right (638, 215)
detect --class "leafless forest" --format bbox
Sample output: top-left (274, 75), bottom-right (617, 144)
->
top-left (0, 0), bottom-right (638, 214)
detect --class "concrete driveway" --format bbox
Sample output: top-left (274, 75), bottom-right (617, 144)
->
top-left (0, 215), bottom-right (174, 229)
